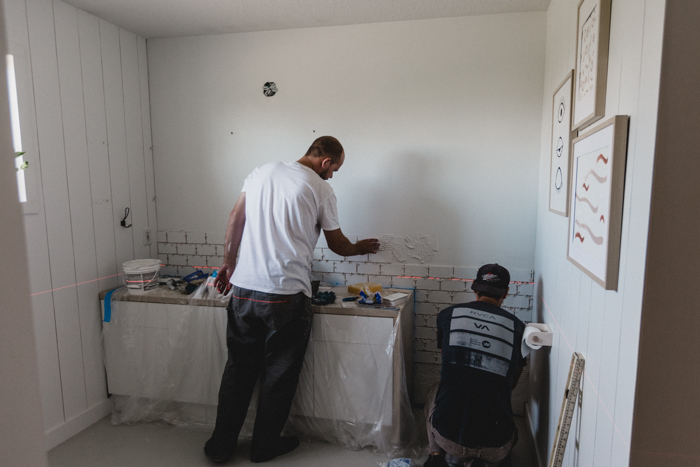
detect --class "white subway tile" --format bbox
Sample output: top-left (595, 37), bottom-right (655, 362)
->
top-left (423, 339), bottom-right (440, 352)
top-left (334, 262), bottom-right (357, 274)
top-left (427, 291), bottom-right (451, 304)
top-left (413, 314), bottom-right (430, 327)
top-left (177, 244), bottom-right (196, 255)
top-left (313, 248), bottom-right (324, 260)
top-left (206, 232), bottom-right (225, 245)
top-left (168, 231), bottom-right (186, 243)
top-left (158, 254), bottom-right (168, 265)
top-left (157, 231), bottom-right (168, 243)
top-left (311, 260), bottom-right (334, 273)
top-left (517, 283), bottom-right (534, 296)
top-left (158, 243), bottom-right (177, 254)
top-left (368, 275), bottom-right (392, 288)
top-left (415, 302), bottom-right (439, 315)
top-left (429, 266), bottom-right (453, 278)
top-left (197, 244), bottom-right (217, 256)
top-left (346, 274), bottom-right (369, 285)
top-left (393, 277), bottom-right (416, 289)
top-left (405, 264), bottom-right (428, 277)
top-left (188, 256), bottom-right (208, 268)
top-left (186, 231), bottom-right (206, 244)
top-left (323, 249), bottom-right (347, 262)
top-left (454, 266), bottom-right (478, 280)
top-left (453, 292), bottom-right (477, 304)
top-left (504, 295), bottom-right (531, 309)
top-left (441, 279), bottom-right (467, 292)
top-left (414, 326), bottom-right (436, 339)
top-left (417, 278), bottom-right (441, 291)
top-left (415, 289), bottom-right (430, 302)
top-left (509, 268), bottom-right (534, 282)
top-left (381, 264), bottom-right (405, 276)
top-left (207, 257), bottom-right (224, 268)
top-left (357, 263), bottom-right (381, 275)
top-left (367, 249), bottom-right (394, 263)
top-left (169, 255), bottom-right (187, 266)
top-left (415, 351), bottom-right (440, 364)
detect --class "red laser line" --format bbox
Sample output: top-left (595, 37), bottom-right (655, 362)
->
top-left (542, 297), bottom-right (630, 453)
top-left (30, 273), bottom-right (124, 296)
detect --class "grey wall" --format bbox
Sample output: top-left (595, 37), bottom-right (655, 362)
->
top-left (631, 1), bottom-right (700, 465)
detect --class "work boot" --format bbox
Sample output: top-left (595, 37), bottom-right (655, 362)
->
top-left (423, 453), bottom-right (449, 467)
top-left (203, 437), bottom-right (234, 464)
top-left (250, 435), bottom-right (300, 463)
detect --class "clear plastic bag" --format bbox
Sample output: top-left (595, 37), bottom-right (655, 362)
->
top-left (101, 280), bottom-right (421, 457)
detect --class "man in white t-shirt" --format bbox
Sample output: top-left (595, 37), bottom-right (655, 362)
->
top-left (204, 136), bottom-right (379, 464)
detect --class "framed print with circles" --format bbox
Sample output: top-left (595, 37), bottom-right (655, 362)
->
top-left (549, 70), bottom-right (575, 217)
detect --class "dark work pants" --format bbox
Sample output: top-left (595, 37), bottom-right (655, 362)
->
top-left (206, 286), bottom-right (313, 457)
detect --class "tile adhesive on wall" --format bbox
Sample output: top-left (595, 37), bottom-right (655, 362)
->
top-left (157, 231), bottom-right (534, 408)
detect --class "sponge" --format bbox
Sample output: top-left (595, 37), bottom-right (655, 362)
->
top-left (348, 282), bottom-right (383, 295)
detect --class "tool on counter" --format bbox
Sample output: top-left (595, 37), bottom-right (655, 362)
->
top-left (342, 296), bottom-right (358, 302)
top-left (548, 352), bottom-right (585, 467)
top-left (312, 291), bottom-right (336, 306)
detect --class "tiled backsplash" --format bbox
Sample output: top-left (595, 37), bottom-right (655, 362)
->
top-left (157, 230), bottom-right (534, 404)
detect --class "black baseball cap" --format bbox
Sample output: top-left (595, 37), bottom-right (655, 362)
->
top-left (471, 264), bottom-right (510, 295)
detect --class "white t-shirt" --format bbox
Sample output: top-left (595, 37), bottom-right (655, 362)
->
top-left (230, 161), bottom-right (340, 297)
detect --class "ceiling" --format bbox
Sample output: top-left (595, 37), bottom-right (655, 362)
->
top-left (61, 0), bottom-right (551, 39)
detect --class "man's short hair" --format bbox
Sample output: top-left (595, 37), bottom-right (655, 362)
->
top-left (305, 136), bottom-right (344, 164)
top-left (475, 290), bottom-right (507, 301)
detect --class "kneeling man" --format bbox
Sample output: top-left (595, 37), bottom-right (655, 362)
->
top-left (424, 264), bottom-right (526, 467)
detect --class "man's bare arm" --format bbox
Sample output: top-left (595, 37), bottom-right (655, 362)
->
top-left (323, 228), bottom-right (379, 257)
top-left (215, 193), bottom-right (246, 293)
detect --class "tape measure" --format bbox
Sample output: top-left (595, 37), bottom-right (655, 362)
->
top-left (548, 352), bottom-right (585, 467)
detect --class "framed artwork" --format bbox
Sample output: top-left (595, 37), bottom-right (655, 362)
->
top-left (567, 116), bottom-right (629, 290)
top-left (572, 0), bottom-right (611, 131)
top-left (549, 71), bottom-right (575, 216)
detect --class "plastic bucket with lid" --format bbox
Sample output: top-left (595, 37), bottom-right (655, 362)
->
top-left (122, 259), bottom-right (161, 294)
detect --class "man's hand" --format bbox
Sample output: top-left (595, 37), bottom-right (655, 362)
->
top-left (324, 229), bottom-right (380, 256)
top-left (215, 264), bottom-right (233, 294)
top-left (355, 238), bottom-right (380, 255)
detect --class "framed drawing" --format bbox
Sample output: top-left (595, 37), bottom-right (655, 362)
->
top-left (549, 71), bottom-right (575, 216)
top-left (572, 0), bottom-right (611, 131)
top-left (567, 115), bottom-right (629, 290)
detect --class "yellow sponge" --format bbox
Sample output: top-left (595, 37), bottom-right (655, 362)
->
top-left (348, 282), bottom-right (383, 295)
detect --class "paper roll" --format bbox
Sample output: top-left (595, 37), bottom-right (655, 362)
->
top-left (521, 323), bottom-right (553, 357)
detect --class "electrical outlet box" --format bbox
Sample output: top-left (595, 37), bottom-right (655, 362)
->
top-left (144, 228), bottom-right (151, 246)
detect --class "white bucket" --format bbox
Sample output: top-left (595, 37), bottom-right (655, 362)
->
top-left (122, 259), bottom-right (161, 295)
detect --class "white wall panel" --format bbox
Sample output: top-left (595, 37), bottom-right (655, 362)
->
top-left (529, 0), bottom-right (666, 466)
top-left (4, 0), bottom-right (65, 432)
top-left (100, 19), bottom-right (134, 267)
top-left (77, 10), bottom-right (119, 292)
top-left (53, 0), bottom-right (107, 410)
top-left (138, 36), bottom-right (158, 259)
top-left (26, 0), bottom-right (87, 421)
top-left (120, 29), bottom-right (150, 260)
top-left (5, 0), bottom-right (155, 445)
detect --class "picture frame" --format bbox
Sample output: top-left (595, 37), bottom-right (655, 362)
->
top-left (567, 115), bottom-right (629, 290)
top-left (572, 0), bottom-right (611, 131)
top-left (549, 70), bottom-right (575, 216)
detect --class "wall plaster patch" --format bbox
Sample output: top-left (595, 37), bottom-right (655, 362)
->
top-left (380, 234), bottom-right (438, 263)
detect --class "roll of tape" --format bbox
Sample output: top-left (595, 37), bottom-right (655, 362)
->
top-left (521, 323), bottom-right (553, 357)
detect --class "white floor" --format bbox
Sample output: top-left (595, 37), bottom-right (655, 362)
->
top-left (48, 415), bottom-right (538, 467)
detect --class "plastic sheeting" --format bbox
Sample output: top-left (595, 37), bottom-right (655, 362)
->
top-left (101, 280), bottom-right (421, 458)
